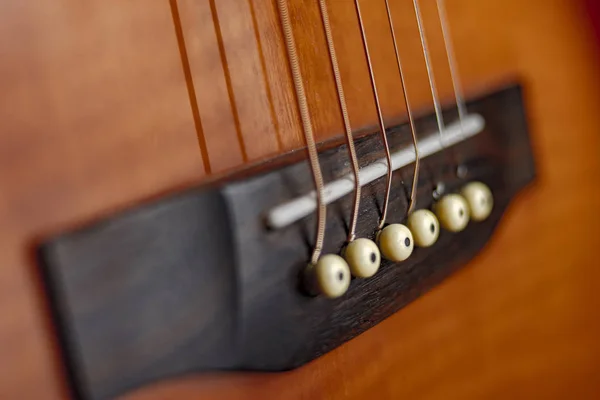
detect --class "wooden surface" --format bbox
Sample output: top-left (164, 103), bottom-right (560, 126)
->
top-left (0, 0), bottom-right (599, 399)
top-left (41, 86), bottom-right (535, 400)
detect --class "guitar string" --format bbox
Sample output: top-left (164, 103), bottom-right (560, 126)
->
top-left (277, 0), bottom-right (326, 265)
top-left (384, 0), bottom-right (421, 216)
top-left (353, 0), bottom-right (394, 230)
top-left (318, 0), bottom-right (362, 243)
top-left (412, 0), bottom-right (447, 150)
top-left (436, 0), bottom-right (468, 139)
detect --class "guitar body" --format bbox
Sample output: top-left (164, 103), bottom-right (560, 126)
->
top-left (1, 0), bottom-right (599, 399)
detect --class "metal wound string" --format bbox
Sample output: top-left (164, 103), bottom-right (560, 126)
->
top-left (277, 0), bottom-right (326, 264)
top-left (412, 0), bottom-right (446, 149)
top-left (318, 0), bottom-right (361, 243)
top-left (353, 0), bottom-right (394, 230)
top-left (384, 0), bottom-right (420, 215)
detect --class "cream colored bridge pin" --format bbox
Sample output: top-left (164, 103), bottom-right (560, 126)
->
top-left (344, 238), bottom-right (381, 278)
top-left (407, 209), bottom-right (440, 248)
top-left (307, 254), bottom-right (351, 299)
top-left (377, 224), bottom-right (414, 262)
top-left (434, 194), bottom-right (470, 233)
top-left (461, 182), bottom-right (493, 222)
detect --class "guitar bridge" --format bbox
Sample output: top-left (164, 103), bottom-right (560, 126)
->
top-left (39, 84), bottom-right (535, 400)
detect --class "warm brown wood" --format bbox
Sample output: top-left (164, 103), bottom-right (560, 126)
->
top-left (0, 0), bottom-right (599, 399)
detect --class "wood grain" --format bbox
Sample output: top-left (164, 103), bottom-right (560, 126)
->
top-left (174, 0), bottom-right (244, 173)
top-left (0, 0), bottom-right (599, 399)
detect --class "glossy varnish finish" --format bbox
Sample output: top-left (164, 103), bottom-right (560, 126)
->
top-left (0, 0), bottom-right (599, 399)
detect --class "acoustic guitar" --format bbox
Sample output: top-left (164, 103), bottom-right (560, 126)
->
top-left (1, 0), bottom-right (599, 399)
